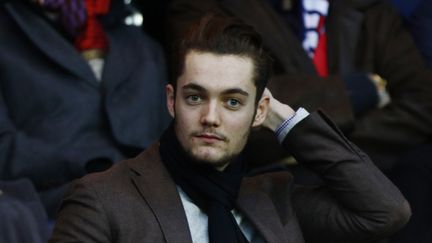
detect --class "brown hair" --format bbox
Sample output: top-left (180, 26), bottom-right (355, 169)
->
top-left (171, 13), bottom-right (272, 102)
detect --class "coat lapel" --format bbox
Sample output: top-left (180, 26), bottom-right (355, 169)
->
top-left (128, 145), bottom-right (193, 243)
top-left (127, 145), bottom-right (290, 243)
top-left (100, 28), bottom-right (139, 95)
top-left (221, 0), bottom-right (316, 74)
top-left (5, 1), bottom-right (98, 86)
top-left (237, 178), bottom-right (286, 243)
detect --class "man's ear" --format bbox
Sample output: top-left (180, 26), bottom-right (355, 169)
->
top-left (166, 84), bottom-right (175, 118)
top-left (252, 94), bottom-right (270, 127)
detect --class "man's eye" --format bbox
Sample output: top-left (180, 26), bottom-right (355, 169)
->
top-left (226, 98), bottom-right (241, 109)
top-left (186, 95), bottom-right (202, 104)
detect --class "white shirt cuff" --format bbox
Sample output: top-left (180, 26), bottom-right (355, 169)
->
top-left (275, 107), bottom-right (310, 143)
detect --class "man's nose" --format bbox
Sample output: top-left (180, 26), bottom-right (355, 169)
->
top-left (200, 101), bottom-right (221, 127)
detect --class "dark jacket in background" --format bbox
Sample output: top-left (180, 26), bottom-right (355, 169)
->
top-left (0, 179), bottom-right (49, 243)
top-left (390, 0), bottom-right (432, 66)
top-left (0, 0), bottom-right (170, 215)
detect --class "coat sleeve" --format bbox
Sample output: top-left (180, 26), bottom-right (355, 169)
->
top-left (285, 112), bottom-right (411, 243)
top-left (49, 179), bottom-right (111, 243)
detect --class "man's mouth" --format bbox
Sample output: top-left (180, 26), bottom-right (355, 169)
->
top-left (193, 132), bottom-right (225, 143)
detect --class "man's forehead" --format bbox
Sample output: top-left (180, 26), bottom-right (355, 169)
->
top-left (184, 50), bottom-right (254, 70)
top-left (178, 51), bottom-right (256, 93)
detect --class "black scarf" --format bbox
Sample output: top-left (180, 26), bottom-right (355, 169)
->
top-left (159, 124), bottom-right (249, 243)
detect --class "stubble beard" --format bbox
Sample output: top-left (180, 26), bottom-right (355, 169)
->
top-left (187, 148), bottom-right (238, 169)
top-left (176, 125), bottom-right (251, 170)
top-left (172, 104), bottom-right (256, 170)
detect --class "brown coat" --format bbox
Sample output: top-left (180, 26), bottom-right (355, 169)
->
top-left (50, 112), bottom-right (410, 243)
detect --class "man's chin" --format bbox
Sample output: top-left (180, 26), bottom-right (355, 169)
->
top-left (188, 150), bottom-right (232, 169)
top-left (192, 155), bottom-right (226, 166)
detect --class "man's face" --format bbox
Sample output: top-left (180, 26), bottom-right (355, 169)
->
top-left (166, 51), bottom-right (268, 170)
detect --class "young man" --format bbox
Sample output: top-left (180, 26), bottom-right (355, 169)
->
top-left (50, 14), bottom-right (410, 243)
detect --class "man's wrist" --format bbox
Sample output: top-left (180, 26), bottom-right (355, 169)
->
top-left (275, 108), bottom-right (309, 143)
top-left (264, 100), bottom-right (296, 131)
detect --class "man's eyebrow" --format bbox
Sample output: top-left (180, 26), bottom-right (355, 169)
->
top-left (181, 83), bottom-right (206, 92)
top-left (181, 83), bottom-right (249, 97)
top-left (222, 88), bottom-right (249, 97)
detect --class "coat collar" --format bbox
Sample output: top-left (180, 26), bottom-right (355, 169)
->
top-left (100, 26), bottom-right (141, 96)
top-left (5, 1), bottom-right (139, 89)
top-left (127, 143), bottom-right (193, 243)
top-left (5, 1), bottom-right (98, 86)
top-left (236, 177), bottom-right (287, 243)
top-left (128, 144), bottom-right (288, 243)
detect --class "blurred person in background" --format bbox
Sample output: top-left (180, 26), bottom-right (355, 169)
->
top-left (388, 2), bottom-right (432, 242)
top-left (390, 0), bottom-right (432, 67)
top-left (0, 0), bottom-right (169, 220)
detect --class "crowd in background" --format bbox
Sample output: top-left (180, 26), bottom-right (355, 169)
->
top-left (0, 0), bottom-right (431, 242)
